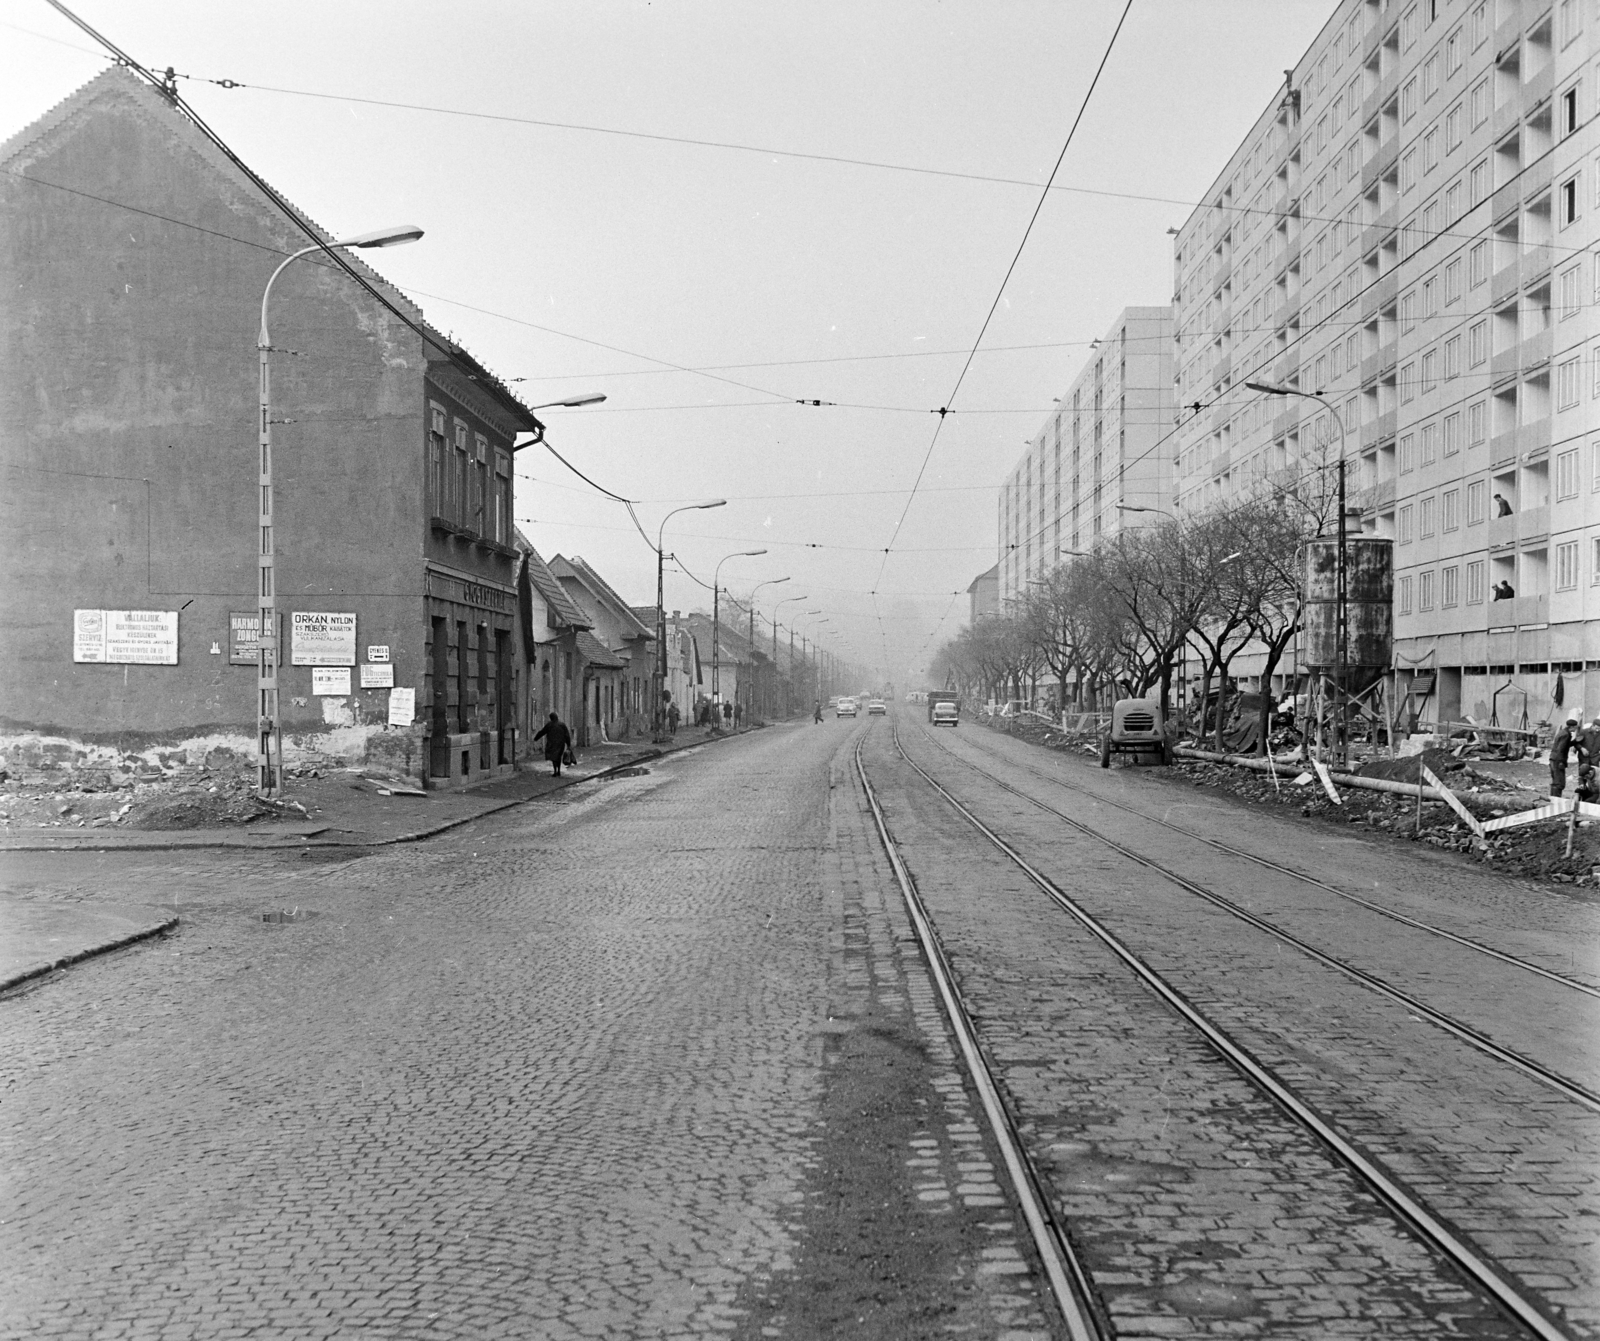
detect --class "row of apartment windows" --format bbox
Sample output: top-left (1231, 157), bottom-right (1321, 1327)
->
top-left (1396, 444), bottom-right (1596, 544)
top-left (1181, 172), bottom-right (1595, 408)
top-left (428, 404), bottom-right (513, 545)
top-left (1396, 539), bottom-right (1599, 613)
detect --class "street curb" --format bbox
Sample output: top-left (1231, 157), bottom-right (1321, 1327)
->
top-left (0, 723), bottom-right (768, 854)
top-left (0, 913), bottom-right (179, 994)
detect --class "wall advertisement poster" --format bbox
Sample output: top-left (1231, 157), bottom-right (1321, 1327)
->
top-left (73, 609), bottom-right (179, 664)
top-left (291, 612), bottom-right (357, 666)
top-left (360, 663), bottom-right (395, 688)
top-left (388, 687), bottom-right (416, 726)
top-left (311, 667), bottom-right (352, 696)
top-left (229, 612), bottom-right (262, 664)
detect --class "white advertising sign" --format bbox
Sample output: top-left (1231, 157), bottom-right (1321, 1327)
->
top-left (311, 667), bottom-right (351, 696)
top-left (291, 612), bottom-right (356, 666)
top-left (74, 609), bottom-right (178, 665)
top-left (73, 609), bottom-right (106, 662)
top-left (359, 663), bottom-right (395, 689)
top-left (366, 645), bottom-right (390, 663)
top-left (388, 687), bottom-right (416, 726)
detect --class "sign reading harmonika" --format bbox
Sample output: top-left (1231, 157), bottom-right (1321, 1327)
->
top-left (291, 612), bottom-right (356, 666)
top-left (229, 612), bottom-right (261, 664)
top-left (359, 663), bottom-right (394, 688)
top-left (73, 609), bottom-right (178, 664)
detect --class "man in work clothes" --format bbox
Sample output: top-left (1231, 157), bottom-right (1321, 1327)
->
top-left (533, 712), bottom-right (573, 778)
top-left (1549, 717), bottom-right (1581, 797)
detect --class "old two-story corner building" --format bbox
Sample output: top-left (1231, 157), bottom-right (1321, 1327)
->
top-left (0, 68), bottom-right (542, 788)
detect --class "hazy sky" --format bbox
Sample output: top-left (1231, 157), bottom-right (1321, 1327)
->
top-left (2, 0), bottom-right (1333, 685)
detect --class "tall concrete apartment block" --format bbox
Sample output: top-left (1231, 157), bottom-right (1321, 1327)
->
top-left (1172, 0), bottom-right (1599, 719)
top-left (998, 307), bottom-right (1174, 605)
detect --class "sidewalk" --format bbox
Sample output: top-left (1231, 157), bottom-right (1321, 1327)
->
top-left (0, 898), bottom-right (179, 993)
top-left (0, 725), bottom-right (765, 993)
top-left (0, 730), bottom-right (741, 854)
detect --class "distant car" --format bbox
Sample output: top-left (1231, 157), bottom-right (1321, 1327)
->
top-left (867, 699), bottom-right (886, 715)
top-left (931, 700), bottom-right (959, 728)
top-left (836, 698), bottom-right (857, 718)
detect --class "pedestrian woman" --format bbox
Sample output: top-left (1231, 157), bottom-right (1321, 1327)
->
top-left (533, 711), bottom-right (573, 778)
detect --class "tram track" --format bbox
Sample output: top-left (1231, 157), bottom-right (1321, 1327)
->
top-left (910, 720), bottom-right (1600, 1115)
top-left (858, 717), bottom-right (1578, 1341)
top-left (943, 718), bottom-right (1600, 1000)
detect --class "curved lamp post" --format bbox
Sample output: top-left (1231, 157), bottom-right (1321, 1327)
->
top-left (256, 224), bottom-right (422, 799)
top-left (742, 576), bottom-right (789, 722)
top-left (651, 500), bottom-right (726, 737)
top-left (712, 549), bottom-right (765, 719)
top-left (772, 593), bottom-right (809, 716)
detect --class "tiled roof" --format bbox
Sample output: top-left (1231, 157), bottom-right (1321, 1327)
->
top-left (515, 531), bottom-right (592, 629)
top-left (574, 629), bottom-right (626, 669)
top-left (550, 555), bottom-right (654, 640)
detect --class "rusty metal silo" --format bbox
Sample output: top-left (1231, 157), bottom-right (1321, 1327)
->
top-left (1302, 537), bottom-right (1393, 669)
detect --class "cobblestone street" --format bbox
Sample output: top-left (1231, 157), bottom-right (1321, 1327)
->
top-left (6, 710), bottom-right (1598, 1339)
top-left (0, 722), bottom-right (1047, 1340)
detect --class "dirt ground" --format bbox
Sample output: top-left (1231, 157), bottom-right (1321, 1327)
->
top-left (0, 762), bottom-right (368, 832)
top-left (992, 715), bottom-right (1600, 888)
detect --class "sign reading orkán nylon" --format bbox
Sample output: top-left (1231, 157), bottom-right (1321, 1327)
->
top-left (291, 612), bottom-right (357, 666)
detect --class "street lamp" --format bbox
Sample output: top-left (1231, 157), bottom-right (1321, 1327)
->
top-left (712, 549), bottom-right (766, 722)
top-left (652, 500), bottom-right (726, 737)
top-left (1246, 378), bottom-right (1348, 763)
top-left (772, 594), bottom-right (808, 717)
top-left (526, 392), bottom-right (608, 409)
top-left (743, 576), bottom-right (790, 723)
top-left (255, 223), bottom-right (423, 799)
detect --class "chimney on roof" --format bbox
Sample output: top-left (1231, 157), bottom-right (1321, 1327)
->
top-left (672, 610), bottom-right (680, 619)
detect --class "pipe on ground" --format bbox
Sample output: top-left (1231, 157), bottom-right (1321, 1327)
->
top-left (1175, 745), bottom-right (1448, 802)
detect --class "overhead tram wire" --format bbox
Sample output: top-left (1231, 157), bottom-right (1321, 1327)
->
top-left (870, 0), bottom-right (1135, 596)
top-left (36, 1), bottom-right (547, 424)
top-left (31, 6), bottom-right (808, 419)
top-left (146, 62), bottom-right (1579, 258)
top-left (17, 21), bottom-right (1592, 266)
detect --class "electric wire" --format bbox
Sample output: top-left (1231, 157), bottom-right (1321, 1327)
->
top-left (871, 0), bottom-right (1135, 594)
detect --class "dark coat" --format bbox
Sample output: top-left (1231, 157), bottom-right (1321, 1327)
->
top-left (534, 719), bottom-right (572, 761)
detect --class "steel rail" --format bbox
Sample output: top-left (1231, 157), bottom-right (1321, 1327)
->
top-left (911, 723), bottom-right (1600, 1115)
top-left (881, 720), bottom-right (1574, 1341)
top-left (950, 722), bottom-right (1600, 1000)
top-left (851, 735), bottom-right (1106, 1341)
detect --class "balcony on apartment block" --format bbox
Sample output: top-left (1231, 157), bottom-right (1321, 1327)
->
top-left (1517, 416), bottom-right (1553, 457)
top-left (1492, 178), bottom-right (1522, 219)
top-left (1519, 326), bottom-right (1552, 371)
top-left (1492, 256), bottom-right (1520, 306)
top-left (1517, 503), bottom-right (1550, 543)
top-left (1505, 595), bottom-right (1549, 628)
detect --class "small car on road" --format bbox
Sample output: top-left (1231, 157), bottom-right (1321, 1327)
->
top-left (867, 699), bottom-right (886, 715)
top-left (1100, 698), bottom-right (1170, 766)
top-left (836, 698), bottom-right (858, 718)
top-left (931, 700), bottom-right (959, 727)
